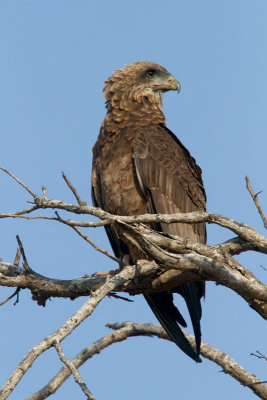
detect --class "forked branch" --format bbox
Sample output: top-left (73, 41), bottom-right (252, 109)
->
top-left (22, 322), bottom-right (267, 400)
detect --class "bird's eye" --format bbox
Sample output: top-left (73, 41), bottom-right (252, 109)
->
top-left (145, 69), bottom-right (157, 79)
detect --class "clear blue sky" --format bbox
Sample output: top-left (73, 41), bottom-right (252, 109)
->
top-left (0, 1), bottom-right (266, 399)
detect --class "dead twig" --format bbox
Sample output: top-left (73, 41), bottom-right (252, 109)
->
top-left (0, 206), bottom-right (39, 219)
top-left (53, 340), bottom-right (96, 400)
top-left (0, 166), bottom-right (37, 198)
top-left (55, 211), bottom-right (123, 265)
top-left (13, 248), bottom-right (21, 266)
top-left (246, 176), bottom-right (267, 229)
top-left (41, 185), bottom-right (47, 199)
top-left (0, 212), bottom-right (109, 227)
top-left (69, 224), bottom-right (124, 264)
top-left (16, 235), bottom-right (32, 273)
top-left (251, 351), bottom-right (267, 362)
top-left (0, 288), bottom-right (20, 307)
top-left (62, 171), bottom-right (87, 206)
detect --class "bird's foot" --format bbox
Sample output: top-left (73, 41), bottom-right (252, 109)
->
top-left (136, 259), bottom-right (149, 267)
top-left (93, 271), bottom-right (109, 276)
top-left (93, 268), bottom-right (122, 282)
top-left (135, 259), bottom-right (150, 274)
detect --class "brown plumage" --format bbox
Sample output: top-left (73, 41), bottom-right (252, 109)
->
top-left (91, 62), bottom-right (206, 362)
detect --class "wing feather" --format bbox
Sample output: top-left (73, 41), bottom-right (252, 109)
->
top-left (133, 124), bottom-right (206, 241)
top-left (133, 124), bottom-right (206, 361)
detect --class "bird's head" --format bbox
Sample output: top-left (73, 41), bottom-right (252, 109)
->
top-left (104, 62), bottom-right (180, 110)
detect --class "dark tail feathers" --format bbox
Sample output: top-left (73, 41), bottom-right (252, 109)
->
top-left (144, 282), bottom-right (202, 362)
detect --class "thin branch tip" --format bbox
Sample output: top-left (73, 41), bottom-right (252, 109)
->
top-left (16, 235), bottom-right (32, 273)
top-left (61, 171), bottom-right (87, 206)
top-left (0, 166), bottom-right (37, 198)
top-left (245, 175), bottom-right (267, 229)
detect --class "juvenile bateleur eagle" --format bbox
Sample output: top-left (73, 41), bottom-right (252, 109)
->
top-left (91, 62), bottom-right (206, 362)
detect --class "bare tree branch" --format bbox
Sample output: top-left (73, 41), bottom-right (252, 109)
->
top-left (41, 185), bottom-right (47, 199)
top-left (13, 248), bottom-right (21, 266)
top-left (0, 288), bottom-right (20, 307)
top-left (1, 247), bottom-right (266, 318)
top-left (0, 206), bottom-right (39, 219)
top-left (116, 222), bottom-right (267, 318)
top-left (61, 171), bottom-right (87, 206)
top-left (0, 209), bottom-right (266, 315)
top-left (54, 211), bottom-right (122, 264)
top-left (251, 351), bottom-right (267, 362)
top-left (0, 166), bottom-right (37, 198)
top-left (246, 176), bottom-right (267, 229)
top-left (16, 235), bottom-right (32, 273)
top-left (0, 259), bottom-right (159, 305)
top-left (53, 340), bottom-right (96, 400)
top-left (0, 264), bottom-right (144, 400)
top-left (23, 322), bottom-right (267, 400)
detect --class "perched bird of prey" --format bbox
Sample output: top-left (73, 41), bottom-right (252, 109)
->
top-left (91, 62), bottom-right (206, 362)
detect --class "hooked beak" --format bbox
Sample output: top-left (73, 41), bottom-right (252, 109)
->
top-left (151, 74), bottom-right (181, 93)
top-left (164, 75), bottom-right (181, 92)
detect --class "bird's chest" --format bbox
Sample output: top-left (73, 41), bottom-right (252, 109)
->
top-left (98, 131), bottom-right (147, 216)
